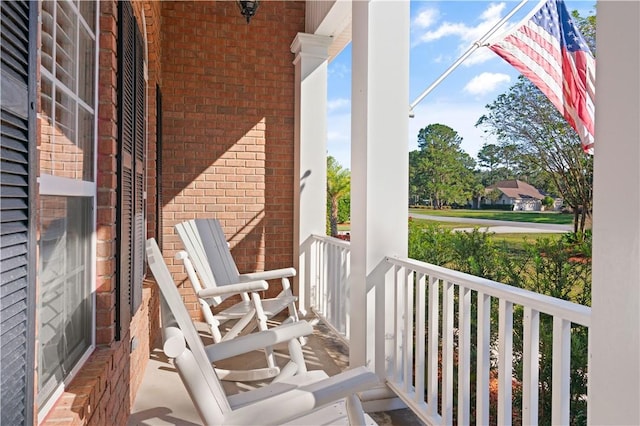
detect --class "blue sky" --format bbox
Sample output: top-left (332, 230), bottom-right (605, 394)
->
top-left (326, 0), bottom-right (595, 168)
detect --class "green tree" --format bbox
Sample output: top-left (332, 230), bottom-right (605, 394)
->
top-left (409, 150), bottom-right (429, 205)
top-left (486, 188), bottom-right (502, 204)
top-left (326, 156), bottom-right (350, 237)
top-left (477, 76), bottom-right (593, 233)
top-left (477, 143), bottom-right (501, 173)
top-left (410, 124), bottom-right (479, 209)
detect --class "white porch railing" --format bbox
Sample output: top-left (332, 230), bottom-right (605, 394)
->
top-left (306, 235), bottom-right (592, 426)
top-left (308, 234), bottom-right (351, 342)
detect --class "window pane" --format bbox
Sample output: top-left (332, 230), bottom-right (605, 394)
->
top-left (79, 1), bottom-right (96, 33)
top-left (54, 86), bottom-right (75, 145)
top-left (41, 76), bottom-right (54, 126)
top-left (41, 1), bottom-right (55, 72)
top-left (40, 77), bottom-right (55, 176)
top-left (37, 197), bottom-right (92, 405)
top-left (78, 24), bottom-right (95, 106)
top-left (78, 104), bottom-right (94, 181)
top-left (55, 1), bottom-right (76, 90)
top-left (50, 86), bottom-right (84, 180)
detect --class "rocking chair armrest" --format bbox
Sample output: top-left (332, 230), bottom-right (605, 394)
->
top-left (239, 267), bottom-right (297, 282)
top-left (196, 280), bottom-right (268, 299)
top-left (223, 366), bottom-right (379, 425)
top-left (204, 321), bottom-right (314, 362)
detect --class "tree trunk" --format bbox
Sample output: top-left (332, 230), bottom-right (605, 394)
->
top-left (330, 198), bottom-right (339, 237)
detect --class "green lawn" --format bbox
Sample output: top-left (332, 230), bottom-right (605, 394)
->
top-left (409, 217), bottom-right (563, 248)
top-left (340, 217), bottom-right (564, 250)
top-left (411, 219), bottom-right (480, 230)
top-left (339, 210), bottom-right (571, 253)
top-left (338, 219), bottom-right (480, 232)
top-left (337, 223), bottom-right (351, 232)
top-left (409, 208), bottom-right (573, 225)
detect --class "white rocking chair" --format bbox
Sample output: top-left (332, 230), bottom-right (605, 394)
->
top-left (175, 218), bottom-right (300, 381)
top-left (146, 238), bottom-right (378, 425)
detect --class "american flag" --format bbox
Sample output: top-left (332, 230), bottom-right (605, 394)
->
top-left (488, 0), bottom-right (595, 154)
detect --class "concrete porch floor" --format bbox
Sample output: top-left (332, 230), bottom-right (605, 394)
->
top-left (128, 314), bottom-right (424, 426)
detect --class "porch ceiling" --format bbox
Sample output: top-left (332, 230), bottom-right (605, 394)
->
top-left (307, 0), bottom-right (352, 61)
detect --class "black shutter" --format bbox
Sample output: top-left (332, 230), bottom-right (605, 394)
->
top-left (0, 1), bottom-right (36, 424)
top-left (132, 25), bottom-right (145, 314)
top-left (117, 0), bottom-right (145, 340)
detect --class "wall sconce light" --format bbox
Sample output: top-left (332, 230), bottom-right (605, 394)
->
top-left (236, 0), bottom-right (259, 24)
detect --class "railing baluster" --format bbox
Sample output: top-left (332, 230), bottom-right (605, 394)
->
top-left (327, 244), bottom-right (333, 328)
top-left (327, 244), bottom-right (333, 326)
top-left (415, 272), bottom-right (426, 405)
top-left (427, 276), bottom-right (439, 417)
top-left (477, 292), bottom-right (490, 426)
top-left (404, 268), bottom-right (414, 393)
top-left (319, 240), bottom-right (325, 316)
top-left (344, 248), bottom-right (350, 341)
top-left (331, 244), bottom-right (338, 330)
top-left (523, 307), bottom-right (540, 425)
top-left (394, 265), bottom-right (402, 383)
top-left (458, 286), bottom-right (471, 425)
top-left (340, 247), bottom-right (347, 335)
top-left (442, 280), bottom-right (454, 424)
top-left (552, 317), bottom-right (571, 425)
top-left (498, 299), bottom-right (514, 426)
top-left (331, 246), bottom-right (344, 326)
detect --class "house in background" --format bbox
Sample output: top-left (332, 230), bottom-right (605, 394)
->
top-left (0, 1), bottom-right (639, 425)
top-left (483, 179), bottom-right (546, 211)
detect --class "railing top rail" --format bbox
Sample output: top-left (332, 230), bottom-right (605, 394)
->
top-left (311, 234), bottom-right (351, 249)
top-left (386, 255), bottom-right (591, 327)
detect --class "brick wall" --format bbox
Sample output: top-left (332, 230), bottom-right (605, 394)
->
top-left (160, 1), bottom-right (305, 317)
top-left (96, 0), bottom-right (119, 348)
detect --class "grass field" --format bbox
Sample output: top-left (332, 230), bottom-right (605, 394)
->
top-left (409, 208), bottom-right (573, 225)
top-left (409, 217), bottom-right (563, 249)
top-left (339, 217), bottom-right (564, 250)
top-left (339, 210), bottom-right (572, 252)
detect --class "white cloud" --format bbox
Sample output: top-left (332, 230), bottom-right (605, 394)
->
top-left (328, 62), bottom-right (350, 79)
top-left (413, 2), bottom-right (511, 67)
top-left (327, 98), bottom-right (350, 113)
top-left (480, 2), bottom-right (507, 24)
top-left (464, 72), bottom-right (511, 96)
top-left (413, 8), bottom-right (439, 29)
top-left (415, 3), bottom-right (507, 44)
top-left (418, 21), bottom-right (469, 43)
top-left (462, 47), bottom-right (498, 67)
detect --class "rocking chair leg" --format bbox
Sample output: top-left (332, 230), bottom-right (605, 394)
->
top-left (281, 278), bottom-right (299, 322)
top-left (251, 292), bottom-right (278, 369)
top-left (346, 394), bottom-right (367, 425)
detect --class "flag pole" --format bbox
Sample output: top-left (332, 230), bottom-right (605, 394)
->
top-left (409, 0), bottom-right (531, 115)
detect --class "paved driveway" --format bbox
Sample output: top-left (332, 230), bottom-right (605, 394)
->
top-left (409, 212), bottom-right (572, 233)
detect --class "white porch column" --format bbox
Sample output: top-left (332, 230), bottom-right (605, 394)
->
top-left (590, 2), bottom-right (640, 424)
top-left (350, 0), bottom-right (409, 383)
top-left (291, 33), bottom-right (332, 315)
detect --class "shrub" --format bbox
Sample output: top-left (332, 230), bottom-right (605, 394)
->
top-left (408, 224), bottom-right (591, 425)
top-left (408, 220), bottom-right (455, 266)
